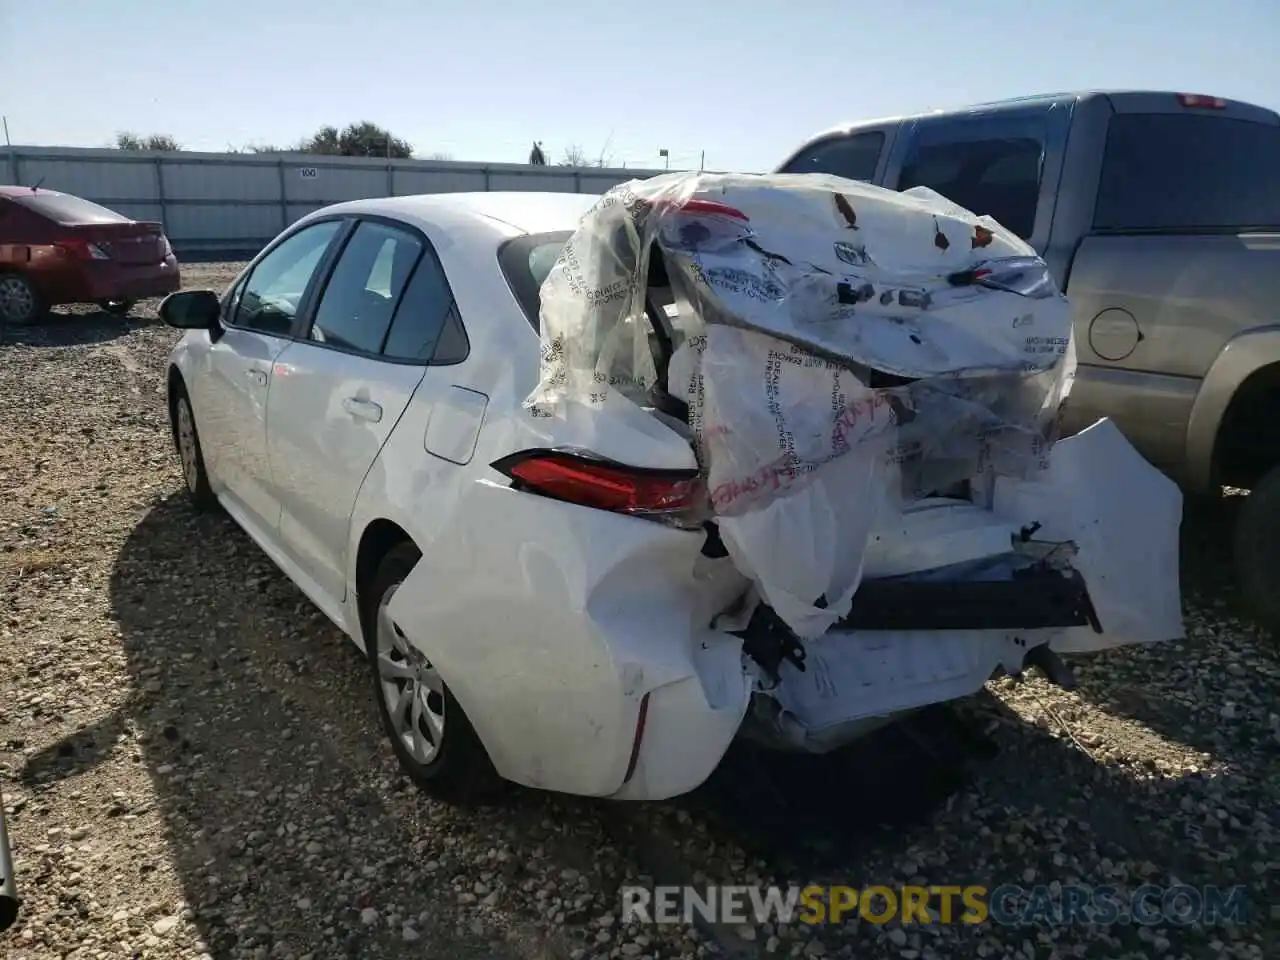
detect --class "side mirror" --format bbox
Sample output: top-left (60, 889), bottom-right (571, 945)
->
top-left (159, 289), bottom-right (221, 330)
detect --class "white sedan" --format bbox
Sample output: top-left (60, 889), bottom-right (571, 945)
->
top-left (159, 191), bottom-right (1179, 804)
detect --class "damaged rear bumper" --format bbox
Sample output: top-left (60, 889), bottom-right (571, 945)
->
top-left (725, 417), bottom-right (1185, 758)
top-left (736, 626), bottom-right (1071, 755)
top-left (722, 553), bottom-right (1098, 755)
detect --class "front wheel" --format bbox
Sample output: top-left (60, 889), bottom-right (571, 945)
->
top-left (1233, 464), bottom-right (1280, 634)
top-left (172, 389), bottom-right (217, 511)
top-left (364, 542), bottom-right (503, 804)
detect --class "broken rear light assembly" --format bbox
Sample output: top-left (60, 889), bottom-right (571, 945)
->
top-left (947, 257), bottom-right (1057, 298)
top-left (491, 449), bottom-right (707, 526)
top-left (663, 198), bottom-right (749, 221)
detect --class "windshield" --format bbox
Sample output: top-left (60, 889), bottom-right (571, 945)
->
top-left (12, 190), bottom-right (132, 225)
top-left (497, 231), bottom-right (572, 329)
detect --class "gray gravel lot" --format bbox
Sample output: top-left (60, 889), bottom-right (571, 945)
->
top-left (1, 261), bottom-right (1277, 959)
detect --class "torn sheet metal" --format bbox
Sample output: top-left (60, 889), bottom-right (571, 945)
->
top-left (524, 172), bottom-right (1082, 638)
top-left (994, 416), bottom-right (1185, 652)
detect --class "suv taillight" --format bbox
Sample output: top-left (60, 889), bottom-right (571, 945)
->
top-left (491, 449), bottom-right (705, 526)
top-left (54, 238), bottom-right (110, 260)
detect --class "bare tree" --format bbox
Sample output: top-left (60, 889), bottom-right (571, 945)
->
top-left (424, 151), bottom-right (454, 161)
top-left (115, 132), bottom-right (181, 152)
top-left (558, 144), bottom-right (590, 167)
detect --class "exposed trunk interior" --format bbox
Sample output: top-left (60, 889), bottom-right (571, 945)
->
top-left (634, 242), bottom-right (1099, 734)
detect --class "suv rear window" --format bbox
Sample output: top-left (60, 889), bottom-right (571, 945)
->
top-left (897, 137), bottom-right (1044, 240)
top-left (12, 191), bottom-right (132, 225)
top-left (1094, 114), bottom-right (1280, 231)
top-left (778, 131), bottom-right (885, 182)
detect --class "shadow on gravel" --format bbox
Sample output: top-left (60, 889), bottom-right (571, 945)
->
top-left (667, 692), bottom-right (1272, 956)
top-left (683, 704), bottom-right (995, 873)
top-left (1178, 495), bottom-right (1246, 607)
top-left (25, 496), bottom-right (594, 959)
top-left (1064, 494), bottom-right (1280, 764)
top-left (0, 308), bottom-right (140, 348)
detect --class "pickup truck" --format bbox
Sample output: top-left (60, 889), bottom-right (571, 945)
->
top-left (775, 90), bottom-right (1280, 632)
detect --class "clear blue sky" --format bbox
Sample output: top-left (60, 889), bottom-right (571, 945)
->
top-left (3, 0), bottom-right (1276, 172)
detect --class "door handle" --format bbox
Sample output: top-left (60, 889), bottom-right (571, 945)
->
top-left (343, 397), bottom-right (383, 423)
top-left (244, 368), bottom-right (267, 387)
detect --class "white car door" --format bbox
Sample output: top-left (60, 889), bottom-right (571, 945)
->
top-left (265, 217), bottom-right (463, 606)
top-left (195, 220), bottom-right (345, 536)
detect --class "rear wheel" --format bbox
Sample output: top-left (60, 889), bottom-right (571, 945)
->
top-left (363, 541), bottom-right (503, 804)
top-left (99, 299), bottom-right (136, 317)
top-left (0, 273), bottom-right (45, 326)
top-left (1233, 463), bottom-right (1280, 634)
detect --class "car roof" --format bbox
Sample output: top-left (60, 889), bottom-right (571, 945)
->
top-left (310, 191), bottom-right (601, 241)
top-left (0, 185), bottom-right (80, 198)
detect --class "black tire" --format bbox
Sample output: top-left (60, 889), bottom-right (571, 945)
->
top-left (0, 894), bottom-right (18, 935)
top-left (99, 299), bottom-right (136, 317)
top-left (362, 541), bottom-right (504, 804)
top-left (170, 385), bottom-right (217, 511)
top-left (1233, 464), bottom-right (1280, 634)
top-left (0, 272), bottom-right (46, 327)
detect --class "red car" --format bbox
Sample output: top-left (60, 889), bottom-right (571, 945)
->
top-left (0, 186), bottom-right (181, 325)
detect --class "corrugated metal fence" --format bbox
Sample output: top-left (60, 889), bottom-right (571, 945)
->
top-left (4, 146), bottom-right (670, 258)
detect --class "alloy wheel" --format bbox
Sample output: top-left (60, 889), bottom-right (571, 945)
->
top-left (375, 584), bottom-right (446, 764)
top-left (0, 276), bottom-right (35, 324)
top-left (176, 399), bottom-right (200, 493)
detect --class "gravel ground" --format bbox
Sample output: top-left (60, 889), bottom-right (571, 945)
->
top-left (1, 262), bottom-right (1276, 959)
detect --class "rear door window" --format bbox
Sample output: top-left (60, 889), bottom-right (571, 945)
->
top-left (1094, 114), bottom-right (1280, 231)
top-left (308, 220), bottom-right (424, 355)
top-left (380, 248), bottom-right (469, 364)
top-left (778, 132), bottom-right (885, 182)
top-left (896, 136), bottom-right (1044, 240)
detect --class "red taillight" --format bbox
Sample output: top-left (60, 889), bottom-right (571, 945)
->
top-left (675, 199), bottom-right (749, 220)
top-left (491, 449), bottom-right (705, 520)
top-left (653, 196), bottom-right (750, 221)
top-left (1177, 93), bottom-right (1226, 109)
top-left (54, 237), bottom-right (110, 260)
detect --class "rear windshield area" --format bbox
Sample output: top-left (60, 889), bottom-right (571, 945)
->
top-left (11, 191), bottom-right (132, 225)
top-left (497, 231), bottom-right (571, 328)
top-left (1094, 114), bottom-right (1280, 231)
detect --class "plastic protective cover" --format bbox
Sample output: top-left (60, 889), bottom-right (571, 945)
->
top-left (524, 172), bottom-right (1081, 638)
